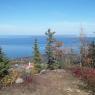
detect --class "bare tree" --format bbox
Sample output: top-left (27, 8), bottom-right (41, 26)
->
top-left (79, 25), bottom-right (88, 67)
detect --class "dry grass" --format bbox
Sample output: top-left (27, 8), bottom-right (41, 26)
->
top-left (0, 69), bottom-right (89, 95)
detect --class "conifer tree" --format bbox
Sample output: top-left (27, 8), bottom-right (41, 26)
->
top-left (33, 39), bottom-right (41, 64)
top-left (0, 47), bottom-right (10, 78)
top-left (45, 29), bottom-right (56, 69)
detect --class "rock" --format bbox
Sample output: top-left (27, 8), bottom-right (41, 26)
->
top-left (76, 89), bottom-right (80, 93)
top-left (40, 70), bottom-right (47, 74)
top-left (15, 64), bottom-right (19, 67)
top-left (15, 77), bottom-right (24, 84)
top-left (52, 69), bottom-right (66, 73)
top-left (66, 88), bottom-right (73, 92)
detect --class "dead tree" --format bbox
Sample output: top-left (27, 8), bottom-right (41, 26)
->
top-left (79, 25), bottom-right (88, 67)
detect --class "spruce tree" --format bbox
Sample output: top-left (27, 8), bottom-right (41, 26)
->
top-left (45, 29), bottom-right (56, 69)
top-left (0, 47), bottom-right (10, 78)
top-left (33, 39), bottom-right (41, 64)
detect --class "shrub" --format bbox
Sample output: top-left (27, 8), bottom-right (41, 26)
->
top-left (71, 67), bottom-right (95, 94)
top-left (0, 48), bottom-right (10, 78)
top-left (0, 69), bottom-right (19, 87)
top-left (31, 66), bottom-right (39, 75)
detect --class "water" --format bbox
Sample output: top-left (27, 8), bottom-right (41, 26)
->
top-left (0, 35), bottom-right (94, 59)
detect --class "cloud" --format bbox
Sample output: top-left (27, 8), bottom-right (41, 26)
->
top-left (0, 21), bottom-right (95, 35)
top-left (49, 21), bottom-right (95, 35)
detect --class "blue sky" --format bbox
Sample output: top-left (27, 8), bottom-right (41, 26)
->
top-left (0, 0), bottom-right (95, 35)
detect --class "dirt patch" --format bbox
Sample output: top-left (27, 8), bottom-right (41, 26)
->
top-left (0, 69), bottom-right (89, 95)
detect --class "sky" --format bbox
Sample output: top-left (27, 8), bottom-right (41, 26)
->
top-left (0, 0), bottom-right (95, 35)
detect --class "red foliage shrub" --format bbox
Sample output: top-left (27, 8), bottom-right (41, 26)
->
top-left (23, 76), bottom-right (32, 83)
top-left (70, 67), bottom-right (95, 93)
top-left (70, 68), bottom-right (82, 78)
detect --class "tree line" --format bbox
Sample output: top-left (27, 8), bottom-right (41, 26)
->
top-left (0, 29), bottom-right (95, 79)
